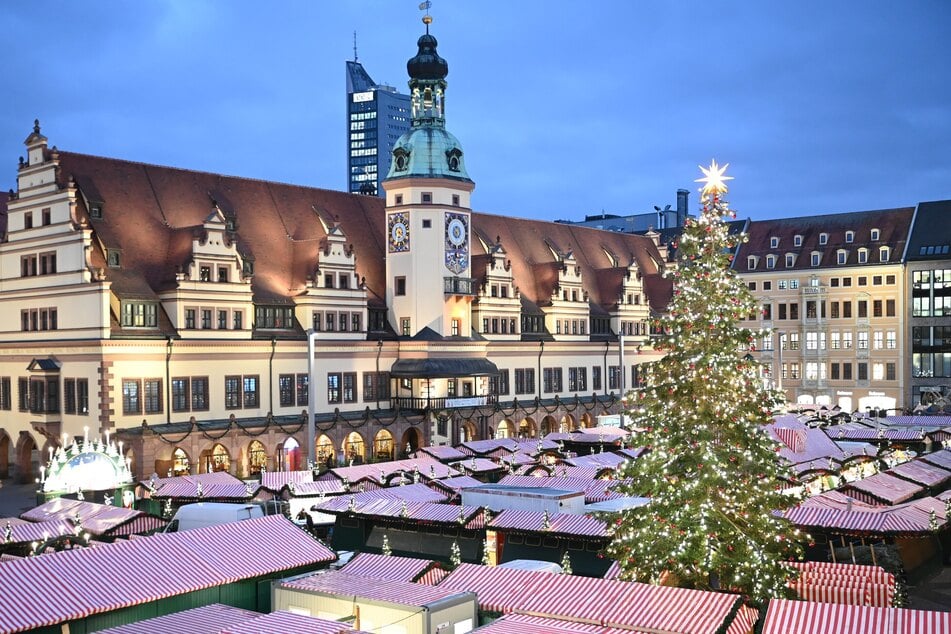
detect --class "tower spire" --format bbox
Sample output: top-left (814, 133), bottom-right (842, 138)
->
top-left (353, 31), bottom-right (358, 62)
top-left (419, 1), bottom-right (432, 33)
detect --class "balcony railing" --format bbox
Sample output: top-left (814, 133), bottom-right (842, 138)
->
top-left (392, 394), bottom-right (497, 411)
top-left (444, 277), bottom-right (478, 296)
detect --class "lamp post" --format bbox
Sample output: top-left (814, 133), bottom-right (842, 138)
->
top-left (307, 330), bottom-right (318, 467)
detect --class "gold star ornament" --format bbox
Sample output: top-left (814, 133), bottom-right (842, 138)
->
top-left (696, 159), bottom-right (733, 195)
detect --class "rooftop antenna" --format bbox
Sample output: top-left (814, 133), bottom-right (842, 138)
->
top-left (353, 31), bottom-right (358, 62)
top-left (419, 0), bottom-right (432, 32)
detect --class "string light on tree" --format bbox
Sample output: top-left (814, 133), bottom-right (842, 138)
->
top-left (598, 160), bottom-right (805, 606)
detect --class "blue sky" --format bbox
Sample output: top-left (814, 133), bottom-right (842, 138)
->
top-left (2, 1), bottom-right (949, 222)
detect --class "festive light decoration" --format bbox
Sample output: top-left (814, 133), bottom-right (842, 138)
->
top-left (450, 540), bottom-right (462, 567)
top-left (600, 162), bottom-right (804, 606)
top-left (382, 534), bottom-right (392, 556)
top-left (560, 550), bottom-right (573, 575)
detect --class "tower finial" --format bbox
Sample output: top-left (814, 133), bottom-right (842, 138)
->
top-left (419, 0), bottom-right (432, 33)
top-left (353, 30), bottom-right (358, 62)
top-left (33, 119), bottom-right (41, 134)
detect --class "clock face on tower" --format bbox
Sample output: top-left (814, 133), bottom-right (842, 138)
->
top-left (387, 212), bottom-right (410, 253)
top-left (444, 212), bottom-right (469, 274)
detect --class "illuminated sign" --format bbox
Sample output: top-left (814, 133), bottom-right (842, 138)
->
top-left (352, 91), bottom-right (374, 103)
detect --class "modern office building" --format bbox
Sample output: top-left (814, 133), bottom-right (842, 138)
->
top-left (346, 58), bottom-right (411, 196)
top-left (0, 26), bottom-right (668, 483)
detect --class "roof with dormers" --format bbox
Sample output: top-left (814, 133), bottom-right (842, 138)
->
top-left (734, 208), bottom-right (914, 273)
top-left (906, 200), bottom-right (951, 262)
top-left (36, 151), bottom-right (670, 335)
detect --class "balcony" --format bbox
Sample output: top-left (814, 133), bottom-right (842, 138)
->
top-left (444, 277), bottom-right (478, 296)
top-left (392, 394), bottom-right (497, 411)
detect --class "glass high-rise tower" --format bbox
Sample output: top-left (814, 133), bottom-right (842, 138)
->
top-left (346, 60), bottom-right (411, 197)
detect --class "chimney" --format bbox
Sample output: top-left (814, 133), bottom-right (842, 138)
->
top-left (676, 189), bottom-right (689, 227)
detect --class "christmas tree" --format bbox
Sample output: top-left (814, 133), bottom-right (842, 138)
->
top-left (601, 161), bottom-right (804, 605)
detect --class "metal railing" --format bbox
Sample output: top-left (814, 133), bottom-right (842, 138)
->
top-left (444, 277), bottom-right (478, 295)
top-left (391, 394), bottom-right (497, 411)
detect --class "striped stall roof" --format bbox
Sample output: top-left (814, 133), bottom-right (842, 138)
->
top-left (601, 560), bottom-right (621, 580)
top-left (1, 519), bottom-right (76, 544)
top-left (0, 516), bottom-right (334, 633)
top-left (782, 498), bottom-right (944, 535)
top-left (881, 415), bottom-right (951, 427)
top-left (428, 475), bottom-right (484, 492)
top-left (142, 471), bottom-right (242, 492)
top-left (151, 481), bottom-right (266, 501)
top-left (95, 604), bottom-right (259, 634)
top-left (921, 448), bottom-right (951, 471)
top-left (438, 563), bottom-right (547, 613)
top-left (312, 483), bottom-right (447, 508)
top-left (727, 606), bottom-right (760, 634)
top-left (497, 475), bottom-right (624, 504)
top-left (616, 447), bottom-right (647, 460)
top-left (489, 509), bottom-right (607, 538)
top-left (515, 439), bottom-right (562, 453)
top-left (830, 428), bottom-right (928, 442)
top-left (315, 498), bottom-right (484, 528)
top-left (454, 457), bottom-right (505, 473)
top-left (566, 452), bottom-right (628, 469)
top-left (473, 614), bottom-right (637, 633)
top-left (762, 598), bottom-right (951, 633)
top-left (887, 460), bottom-right (951, 488)
top-left (842, 472), bottom-right (925, 505)
top-left (281, 570), bottom-right (471, 608)
top-left (458, 439), bottom-right (520, 459)
top-left (439, 564), bottom-right (744, 632)
top-left (602, 582), bottom-right (741, 633)
top-left (289, 480), bottom-right (349, 497)
top-left (259, 470), bottom-right (313, 491)
top-left (341, 552), bottom-right (439, 583)
top-left (418, 566), bottom-right (448, 586)
top-left (19, 500), bottom-right (166, 537)
top-left (499, 452), bottom-right (538, 467)
top-left (325, 458), bottom-right (460, 485)
top-left (417, 445), bottom-right (468, 461)
top-left (221, 610), bottom-right (369, 634)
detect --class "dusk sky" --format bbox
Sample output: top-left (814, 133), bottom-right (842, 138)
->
top-left (2, 1), bottom-right (949, 222)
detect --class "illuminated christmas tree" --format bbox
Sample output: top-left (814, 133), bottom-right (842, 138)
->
top-left (602, 161), bottom-right (803, 605)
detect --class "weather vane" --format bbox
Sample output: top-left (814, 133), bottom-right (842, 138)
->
top-left (696, 159), bottom-right (733, 195)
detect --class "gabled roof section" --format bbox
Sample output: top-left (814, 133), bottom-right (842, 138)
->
top-left (735, 207), bottom-right (914, 271)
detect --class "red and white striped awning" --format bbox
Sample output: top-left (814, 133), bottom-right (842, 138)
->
top-left (489, 509), bottom-right (607, 538)
top-left (327, 458), bottom-right (460, 484)
top-left (281, 570), bottom-right (470, 608)
top-left (1, 519), bottom-right (76, 544)
top-left (313, 498), bottom-right (484, 528)
top-left (259, 469), bottom-right (313, 492)
top-left (417, 445), bottom-right (468, 461)
top-left (516, 575), bottom-right (631, 625)
top-left (472, 614), bottom-right (636, 633)
top-left (95, 603), bottom-right (259, 634)
top-left (438, 563), bottom-right (545, 613)
top-left (221, 610), bottom-right (369, 634)
top-left (887, 460), bottom-right (951, 488)
top-left (0, 516), bottom-right (335, 633)
top-left (762, 598), bottom-right (951, 633)
top-left (920, 448), bottom-right (951, 470)
top-left (601, 582), bottom-right (741, 633)
top-left (497, 475), bottom-right (624, 504)
top-left (458, 438), bottom-right (520, 458)
top-left (341, 552), bottom-right (438, 583)
top-left (842, 472), bottom-right (925, 505)
top-left (19, 500), bottom-right (167, 537)
top-left (455, 457), bottom-right (505, 473)
top-left (288, 480), bottom-right (349, 497)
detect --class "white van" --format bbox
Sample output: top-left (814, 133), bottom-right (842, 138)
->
top-left (166, 502), bottom-right (264, 532)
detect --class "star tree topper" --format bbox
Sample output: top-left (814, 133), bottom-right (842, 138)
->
top-left (696, 159), bottom-right (733, 195)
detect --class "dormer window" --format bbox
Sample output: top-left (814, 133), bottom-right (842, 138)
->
top-left (819, 233), bottom-right (828, 245)
top-left (793, 235), bottom-right (802, 247)
top-left (770, 237), bottom-right (779, 248)
top-left (837, 250), bottom-right (848, 265)
top-left (785, 253), bottom-right (795, 268)
top-left (871, 228), bottom-right (880, 241)
top-left (747, 255), bottom-right (758, 270)
top-left (446, 148), bottom-right (463, 172)
top-left (393, 149), bottom-right (410, 172)
top-left (845, 231), bottom-right (854, 243)
top-left (107, 249), bottom-right (121, 268)
top-left (766, 254), bottom-right (776, 269)
top-left (90, 205), bottom-right (102, 219)
top-left (857, 248), bottom-right (868, 264)
top-left (879, 246), bottom-right (890, 262)
top-left (811, 252), bottom-right (821, 267)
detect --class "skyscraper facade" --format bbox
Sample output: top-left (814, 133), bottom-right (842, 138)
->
top-left (346, 59), bottom-right (411, 196)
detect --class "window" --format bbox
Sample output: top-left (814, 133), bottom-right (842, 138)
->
top-left (794, 235), bottom-right (802, 247)
top-left (18, 378), bottom-right (29, 412)
top-left (185, 309), bottom-right (196, 329)
top-left (144, 379), bottom-right (162, 414)
top-left (279, 374), bottom-right (294, 407)
top-left (843, 332), bottom-right (853, 349)
top-left (873, 363), bottom-right (884, 381)
top-left (218, 267), bottom-right (228, 282)
top-left (845, 231), bottom-right (854, 243)
top-left (831, 363), bottom-right (840, 380)
top-left (831, 278), bottom-right (840, 287)
top-left (233, 311), bottom-right (243, 330)
top-left (879, 246), bottom-right (889, 262)
top-left (421, 192), bottom-right (432, 203)
top-left (327, 373), bottom-right (341, 404)
top-left (811, 252), bottom-right (820, 267)
top-left (886, 362), bottom-right (896, 381)
top-left (819, 233), bottom-right (828, 245)
top-left (871, 228), bottom-right (880, 241)
top-left (842, 277), bottom-right (852, 287)
top-left (243, 376), bottom-right (259, 408)
top-left (20, 255), bottom-right (37, 277)
top-left (63, 378), bottom-right (76, 414)
top-left (568, 367), bottom-right (587, 392)
top-left (325, 313), bottom-right (335, 331)
top-left (608, 366), bottom-right (622, 390)
top-left (789, 333), bottom-right (800, 350)
top-left (363, 372), bottom-right (390, 402)
top-left (395, 276), bottom-right (406, 296)
top-left (858, 300), bottom-right (868, 318)
top-left (873, 331), bottom-right (884, 350)
top-left (122, 379), bottom-right (141, 415)
top-left (21, 308), bottom-right (58, 332)
top-left (762, 303), bottom-right (772, 320)
top-left (747, 282), bottom-right (757, 291)
top-left (39, 252), bottom-right (56, 275)
top-left (766, 255), bottom-right (776, 269)
top-left (843, 363), bottom-right (853, 380)
top-left (338, 312), bottom-right (348, 332)
top-left (218, 310), bottom-right (227, 330)
top-left (340, 372), bottom-right (356, 403)
top-left (255, 306), bottom-right (294, 329)
top-left (886, 275), bottom-right (895, 285)
top-left (395, 194), bottom-right (403, 205)
top-left (831, 302), bottom-right (840, 319)
top-left (747, 257), bottom-right (757, 270)
top-left (886, 331), bottom-right (896, 349)
top-left (452, 194), bottom-right (460, 206)
top-left (873, 275), bottom-right (883, 286)
top-left (201, 309), bottom-right (212, 329)
top-left (24, 212), bottom-right (33, 229)
top-left (858, 249), bottom-right (868, 264)
top-left (191, 377), bottom-right (209, 410)
top-left (858, 332), bottom-right (869, 349)
top-left (199, 266), bottom-right (211, 282)
top-left (295, 374), bottom-right (309, 406)
top-left (770, 237), bottom-right (779, 248)
top-left (790, 303), bottom-right (799, 320)
top-left (785, 254), bottom-right (795, 268)
top-left (451, 318), bottom-right (460, 336)
top-left (789, 279), bottom-right (799, 290)
top-left (543, 367), bottom-right (563, 393)
top-left (352, 314), bottom-right (361, 332)
top-left (514, 368), bottom-right (535, 395)
top-left (172, 378), bottom-right (190, 412)
top-left (789, 363), bottom-right (800, 379)
top-left (592, 366), bottom-right (602, 391)
top-left (778, 304), bottom-right (787, 320)
top-left (843, 301), bottom-right (852, 318)
top-left (763, 281), bottom-right (772, 291)
top-left (837, 251), bottom-right (847, 265)
top-left (400, 317), bottom-right (411, 336)
top-left (422, 219), bottom-right (431, 228)
top-left (29, 377), bottom-right (59, 414)
top-left (225, 376), bottom-right (241, 409)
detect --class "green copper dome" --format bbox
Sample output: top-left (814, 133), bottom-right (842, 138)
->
top-left (385, 127), bottom-right (471, 182)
